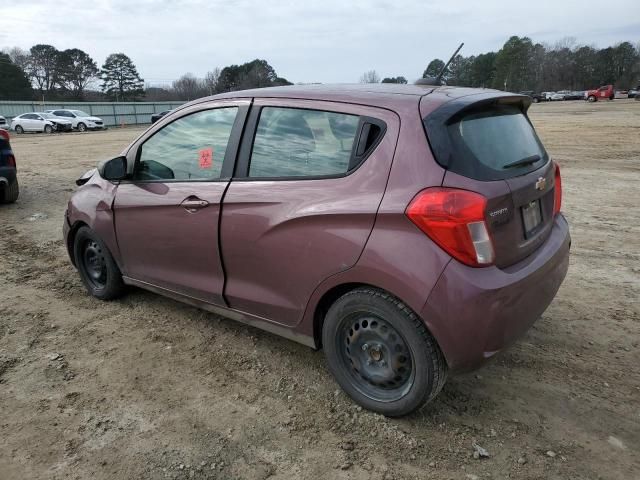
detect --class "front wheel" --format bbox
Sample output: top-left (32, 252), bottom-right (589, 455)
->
top-left (322, 288), bottom-right (447, 417)
top-left (73, 226), bottom-right (125, 300)
top-left (587, 95), bottom-right (597, 102)
top-left (0, 178), bottom-right (19, 204)
top-left (532, 97), bottom-right (539, 103)
top-left (77, 122), bottom-right (87, 132)
top-left (44, 124), bottom-right (53, 134)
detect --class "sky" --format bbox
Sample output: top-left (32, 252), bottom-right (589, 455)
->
top-left (2, 0), bottom-right (639, 86)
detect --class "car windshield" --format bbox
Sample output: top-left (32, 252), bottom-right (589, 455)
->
top-left (71, 110), bottom-right (90, 117)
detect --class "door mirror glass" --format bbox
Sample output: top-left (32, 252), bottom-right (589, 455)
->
top-left (101, 156), bottom-right (128, 181)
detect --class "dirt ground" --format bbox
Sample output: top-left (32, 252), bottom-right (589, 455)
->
top-left (0, 99), bottom-right (638, 480)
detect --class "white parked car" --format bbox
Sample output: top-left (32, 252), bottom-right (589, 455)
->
top-left (10, 112), bottom-right (73, 134)
top-left (0, 115), bottom-right (9, 131)
top-left (45, 109), bottom-right (105, 131)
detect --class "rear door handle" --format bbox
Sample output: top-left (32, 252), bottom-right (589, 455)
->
top-left (181, 197), bottom-right (209, 212)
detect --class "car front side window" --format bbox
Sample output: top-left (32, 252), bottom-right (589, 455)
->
top-left (133, 107), bottom-right (238, 182)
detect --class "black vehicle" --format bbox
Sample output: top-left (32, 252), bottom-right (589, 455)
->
top-left (519, 91), bottom-right (545, 103)
top-left (151, 110), bottom-right (171, 123)
top-left (0, 129), bottom-right (19, 203)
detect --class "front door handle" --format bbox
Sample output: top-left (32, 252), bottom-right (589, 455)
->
top-left (181, 197), bottom-right (209, 213)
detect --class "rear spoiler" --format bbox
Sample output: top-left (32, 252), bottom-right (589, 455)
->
top-left (423, 92), bottom-right (531, 170)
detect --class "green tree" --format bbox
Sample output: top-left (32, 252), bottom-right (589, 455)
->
top-left (0, 53), bottom-right (33, 100)
top-left (217, 59), bottom-right (290, 92)
top-left (56, 48), bottom-right (99, 99)
top-left (469, 52), bottom-right (497, 87)
top-left (493, 36), bottom-right (535, 91)
top-left (422, 59), bottom-right (445, 79)
top-left (26, 44), bottom-right (59, 96)
top-left (381, 76), bottom-right (408, 84)
top-left (100, 53), bottom-right (144, 101)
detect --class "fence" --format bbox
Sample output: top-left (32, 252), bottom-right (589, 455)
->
top-left (0, 101), bottom-right (186, 126)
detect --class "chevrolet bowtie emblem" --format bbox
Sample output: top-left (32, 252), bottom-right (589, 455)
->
top-left (535, 177), bottom-right (547, 191)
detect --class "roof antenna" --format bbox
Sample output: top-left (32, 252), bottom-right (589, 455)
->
top-left (416, 42), bottom-right (464, 86)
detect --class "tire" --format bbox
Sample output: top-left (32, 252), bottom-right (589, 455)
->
top-left (0, 178), bottom-right (19, 204)
top-left (532, 97), bottom-right (539, 103)
top-left (73, 226), bottom-right (125, 300)
top-left (322, 288), bottom-right (447, 417)
top-left (77, 122), bottom-right (87, 132)
top-left (15, 125), bottom-right (24, 134)
top-left (44, 124), bottom-right (53, 134)
top-left (587, 95), bottom-right (597, 102)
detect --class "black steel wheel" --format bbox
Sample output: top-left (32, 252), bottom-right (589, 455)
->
top-left (338, 313), bottom-right (414, 402)
top-left (323, 288), bottom-right (447, 417)
top-left (80, 239), bottom-right (107, 289)
top-left (73, 226), bottom-right (125, 300)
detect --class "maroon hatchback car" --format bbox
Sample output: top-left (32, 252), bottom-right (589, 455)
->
top-left (63, 84), bottom-right (570, 416)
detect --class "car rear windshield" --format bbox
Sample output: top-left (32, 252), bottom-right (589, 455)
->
top-left (429, 104), bottom-right (548, 180)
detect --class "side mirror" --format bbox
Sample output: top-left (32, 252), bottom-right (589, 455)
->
top-left (100, 156), bottom-right (128, 181)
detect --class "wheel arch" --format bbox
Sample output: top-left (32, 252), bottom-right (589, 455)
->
top-left (311, 282), bottom-right (445, 366)
top-left (66, 220), bottom-right (89, 267)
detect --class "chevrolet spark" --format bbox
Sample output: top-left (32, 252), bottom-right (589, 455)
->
top-left (63, 84), bottom-right (570, 416)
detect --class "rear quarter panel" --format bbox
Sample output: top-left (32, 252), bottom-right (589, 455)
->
top-left (296, 97), bottom-right (450, 342)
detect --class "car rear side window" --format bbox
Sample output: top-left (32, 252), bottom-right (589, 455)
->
top-left (248, 107), bottom-right (360, 178)
top-left (134, 107), bottom-right (238, 181)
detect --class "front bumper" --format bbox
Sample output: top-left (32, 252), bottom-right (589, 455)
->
top-left (54, 123), bottom-right (73, 132)
top-left (422, 214), bottom-right (571, 372)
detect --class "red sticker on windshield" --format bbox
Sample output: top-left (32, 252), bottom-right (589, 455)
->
top-left (199, 148), bottom-right (213, 169)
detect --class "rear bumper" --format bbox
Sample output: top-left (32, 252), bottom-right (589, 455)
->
top-left (0, 166), bottom-right (17, 186)
top-left (421, 214), bottom-right (571, 372)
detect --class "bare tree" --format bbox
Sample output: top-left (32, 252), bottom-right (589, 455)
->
top-left (3, 46), bottom-right (30, 71)
top-left (204, 67), bottom-right (221, 95)
top-left (359, 70), bottom-right (380, 83)
top-left (172, 73), bottom-right (207, 100)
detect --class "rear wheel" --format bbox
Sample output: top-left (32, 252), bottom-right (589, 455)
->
top-left (74, 226), bottom-right (125, 300)
top-left (322, 288), bottom-right (446, 417)
top-left (77, 122), bottom-right (87, 132)
top-left (15, 125), bottom-right (24, 134)
top-left (0, 178), bottom-right (19, 204)
top-left (44, 124), bottom-right (53, 134)
top-left (532, 97), bottom-right (539, 103)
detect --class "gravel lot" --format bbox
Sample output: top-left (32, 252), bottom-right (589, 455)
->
top-left (1, 99), bottom-right (638, 480)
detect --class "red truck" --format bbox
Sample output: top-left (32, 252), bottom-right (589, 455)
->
top-left (586, 85), bottom-right (614, 102)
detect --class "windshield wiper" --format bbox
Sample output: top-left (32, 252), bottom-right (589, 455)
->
top-left (503, 154), bottom-right (541, 169)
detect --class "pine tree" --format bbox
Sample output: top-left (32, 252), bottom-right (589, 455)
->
top-left (100, 53), bottom-right (144, 101)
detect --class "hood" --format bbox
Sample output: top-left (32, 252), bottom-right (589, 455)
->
top-left (83, 116), bottom-right (102, 122)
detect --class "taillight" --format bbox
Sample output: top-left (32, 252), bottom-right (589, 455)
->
top-left (553, 163), bottom-right (562, 215)
top-left (406, 188), bottom-right (495, 267)
top-left (0, 130), bottom-right (9, 141)
top-left (6, 154), bottom-right (16, 168)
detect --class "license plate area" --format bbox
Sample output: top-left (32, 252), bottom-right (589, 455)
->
top-left (521, 199), bottom-right (543, 238)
